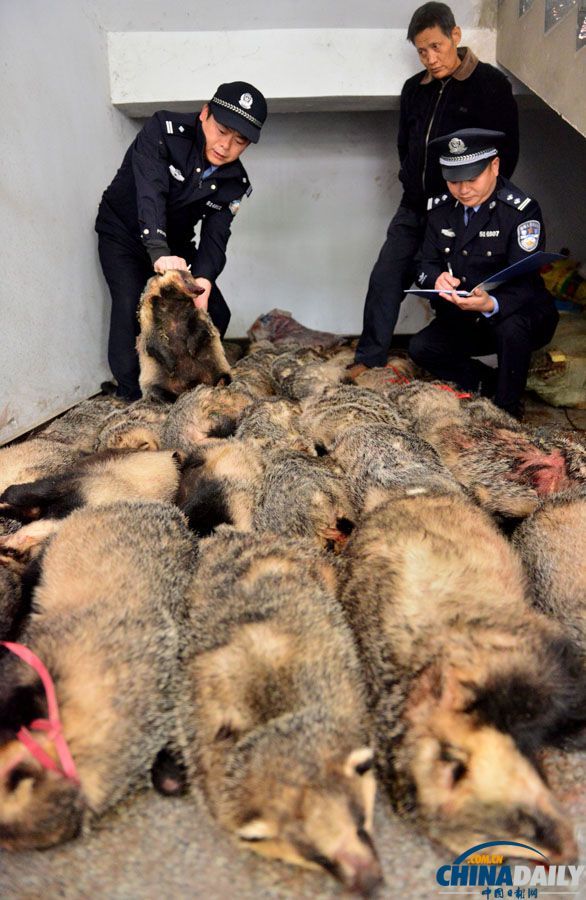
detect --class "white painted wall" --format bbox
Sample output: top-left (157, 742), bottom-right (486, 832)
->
top-left (0, 0), bottom-right (138, 444)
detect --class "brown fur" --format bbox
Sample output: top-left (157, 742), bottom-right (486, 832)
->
top-left (235, 398), bottom-right (313, 452)
top-left (137, 270), bottom-right (231, 400)
top-left (340, 494), bottom-right (582, 862)
top-left (0, 501), bottom-right (197, 850)
top-left (36, 397), bottom-right (125, 452)
top-left (0, 449), bottom-right (183, 563)
top-left (254, 450), bottom-right (356, 550)
top-left (177, 439), bottom-right (266, 535)
top-left (162, 382), bottom-right (257, 453)
top-left (514, 488), bottom-right (586, 656)
top-left (0, 439), bottom-right (82, 496)
top-left (181, 529), bottom-right (383, 893)
top-left (95, 399), bottom-right (170, 451)
top-left (299, 385), bottom-right (409, 453)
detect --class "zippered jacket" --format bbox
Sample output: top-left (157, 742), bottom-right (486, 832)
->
top-left (95, 111), bottom-right (252, 282)
top-left (398, 49), bottom-right (519, 213)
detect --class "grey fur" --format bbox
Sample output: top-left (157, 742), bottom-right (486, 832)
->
top-left (162, 383), bottom-right (257, 453)
top-left (235, 398), bottom-right (312, 452)
top-left (36, 397), bottom-right (125, 452)
top-left (329, 424), bottom-right (460, 514)
top-left (95, 398), bottom-right (170, 451)
top-left (299, 385), bottom-right (409, 452)
top-left (181, 529), bottom-right (382, 891)
top-left (514, 487), bottom-right (586, 655)
top-left (0, 501), bottom-right (198, 850)
top-left (254, 450), bottom-right (356, 550)
top-left (340, 494), bottom-right (581, 862)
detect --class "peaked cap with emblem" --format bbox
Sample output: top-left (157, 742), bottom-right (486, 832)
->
top-left (429, 128), bottom-right (505, 182)
top-left (209, 81), bottom-right (267, 143)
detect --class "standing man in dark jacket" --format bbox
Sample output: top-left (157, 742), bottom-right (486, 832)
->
top-left (96, 81), bottom-right (267, 400)
top-left (409, 129), bottom-right (558, 418)
top-left (348, 2), bottom-right (519, 377)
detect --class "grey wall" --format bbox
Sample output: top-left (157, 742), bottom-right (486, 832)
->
top-left (0, 0), bottom-right (139, 444)
top-left (498, 0), bottom-right (586, 138)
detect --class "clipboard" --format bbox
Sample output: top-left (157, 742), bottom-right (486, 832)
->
top-left (405, 251), bottom-right (564, 298)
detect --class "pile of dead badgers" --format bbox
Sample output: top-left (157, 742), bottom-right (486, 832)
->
top-left (1, 281), bottom-right (586, 893)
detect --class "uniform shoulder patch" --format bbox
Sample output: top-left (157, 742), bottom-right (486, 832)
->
top-left (517, 220), bottom-right (541, 252)
top-left (427, 193), bottom-right (451, 212)
top-left (497, 185), bottom-right (532, 210)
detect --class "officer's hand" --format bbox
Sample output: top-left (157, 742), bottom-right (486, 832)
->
top-left (449, 288), bottom-right (496, 313)
top-left (435, 271), bottom-right (461, 295)
top-left (154, 256), bottom-right (189, 274)
top-left (192, 277), bottom-right (212, 311)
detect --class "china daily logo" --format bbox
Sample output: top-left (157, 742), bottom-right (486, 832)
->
top-left (436, 841), bottom-right (584, 898)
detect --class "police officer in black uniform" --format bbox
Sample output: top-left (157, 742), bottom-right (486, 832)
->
top-left (96, 81), bottom-right (267, 400)
top-left (348, 1), bottom-right (519, 378)
top-left (409, 128), bottom-right (558, 418)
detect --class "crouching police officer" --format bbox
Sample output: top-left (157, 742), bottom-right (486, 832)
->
top-left (409, 128), bottom-right (558, 418)
top-left (96, 81), bottom-right (267, 400)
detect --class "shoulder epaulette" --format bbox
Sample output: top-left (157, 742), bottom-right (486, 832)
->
top-left (426, 192), bottom-right (451, 212)
top-left (497, 186), bottom-right (533, 212)
top-left (160, 115), bottom-right (194, 139)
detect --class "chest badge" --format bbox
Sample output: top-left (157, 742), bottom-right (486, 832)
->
top-left (517, 220), bottom-right (540, 252)
top-left (169, 165), bottom-right (185, 182)
top-left (441, 228), bottom-right (455, 237)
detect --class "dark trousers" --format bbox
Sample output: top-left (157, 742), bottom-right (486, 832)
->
top-left (355, 205), bottom-right (427, 368)
top-left (98, 234), bottom-right (231, 399)
top-left (408, 305), bottom-right (559, 417)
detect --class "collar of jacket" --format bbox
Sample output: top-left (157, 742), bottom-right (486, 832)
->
top-left (419, 47), bottom-right (479, 85)
top-left (194, 116), bottom-right (250, 184)
top-left (455, 176), bottom-right (502, 216)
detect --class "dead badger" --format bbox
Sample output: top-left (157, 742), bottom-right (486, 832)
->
top-left (299, 384), bottom-right (409, 454)
top-left (386, 380), bottom-right (581, 519)
top-left (0, 439), bottom-right (82, 497)
top-left (94, 398), bottom-right (170, 452)
top-left (0, 501), bottom-right (197, 850)
top-left (340, 488), bottom-right (584, 862)
top-left (176, 529), bottom-right (383, 894)
top-left (161, 382), bottom-right (257, 452)
top-left (328, 423), bottom-right (460, 515)
top-left (176, 438), bottom-right (266, 535)
top-left (0, 448), bottom-right (183, 559)
top-left (137, 269), bottom-right (232, 401)
top-left (254, 450), bottom-right (356, 551)
top-left (513, 487), bottom-right (586, 659)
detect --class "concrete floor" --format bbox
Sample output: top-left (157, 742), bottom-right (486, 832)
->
top-left (1, 394), bottom-right (585, 900)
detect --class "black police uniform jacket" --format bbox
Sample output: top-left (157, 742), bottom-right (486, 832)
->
top-left (415, 177), bottom-right (556, 323)
top-left (95, 111), bottom-right (252, 282)
top-left (398, 48), bottom-right (519, 213)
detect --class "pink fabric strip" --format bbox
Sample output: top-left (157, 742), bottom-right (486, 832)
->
top-left (0, 641), bottom-right (80, 783)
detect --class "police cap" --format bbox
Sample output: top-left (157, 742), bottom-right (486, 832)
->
top-left (209, 81), bottom-right (268, 144)
top-left (430, 128), bottom-right (505, 182)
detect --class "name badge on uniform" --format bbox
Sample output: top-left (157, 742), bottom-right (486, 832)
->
top-left (206, 200), bottom-right (222, 211)
top-left (517, 220), bottom-right (540, 252)
top-left (441, 229), bottom-right (455, 237)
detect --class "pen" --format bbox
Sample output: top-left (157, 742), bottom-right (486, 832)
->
top-left (447, 262), bottom-right (453, 277)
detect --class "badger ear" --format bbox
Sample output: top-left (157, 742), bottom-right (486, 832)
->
top-left (237, 819), bottom-right (277, 842)
top-left (344, 747), bottom-right (374, 778)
